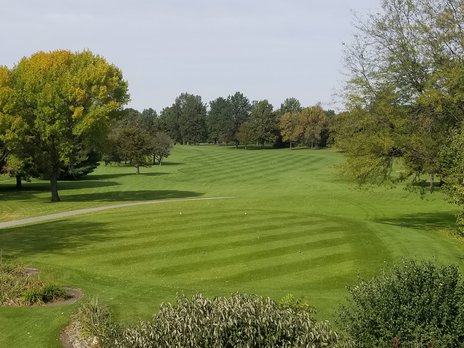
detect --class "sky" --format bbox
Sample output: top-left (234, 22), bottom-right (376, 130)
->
top-left (0, 0), bottom-right (381, 112)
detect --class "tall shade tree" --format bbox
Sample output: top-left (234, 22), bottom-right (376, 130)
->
top-left (207, 97), bottom-right (234, 144)
top-left (159, 105), bottom-right (181, 143)
top-left (236, 121), bottom-right (254, 150)
top-left (278, 112), bottom-right (301, 149)
top-left (249, 100), bottom-right (277, 146)
top-left (229, 92), bottom-right (252, 146)
top-left (176, 93), bottom-right (207, 144)
top-left (159, 93), bottom-right (207, 144)
top-left (279, 97), bottom-right (302, 115)
top-left (107, 125), bottom-right (154, 174)
top-left (279, 105), bottom-right (329, 149)
top-left (152, 132), bottom-right (173, 165)
top-left (299, 106), bottom-right (329, 148)
top-left (5, 50), bottom-right (129, 201)
top-left (337, 0), bottom-right (464, 230)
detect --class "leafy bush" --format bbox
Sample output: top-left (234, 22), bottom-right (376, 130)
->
top-left (75, 293), bottom-right (339, 348)
top-left (0, 261), bottom-right (67, 306)
top-left (339, 259), bottom-right (464, 347)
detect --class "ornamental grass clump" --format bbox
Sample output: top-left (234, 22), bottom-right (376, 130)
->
top-left (339, 259), bottom-right (464, 347)
top-left (0, 261), bottom-right (67, 306)
top-left (71, 299), bottom-right (120, 347)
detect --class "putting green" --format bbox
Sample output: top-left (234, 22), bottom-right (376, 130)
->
top-left (0, 146), bottom-right (462, 347)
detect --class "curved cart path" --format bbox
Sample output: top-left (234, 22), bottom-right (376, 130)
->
top-left (0, 196), bottom-right (234, 229)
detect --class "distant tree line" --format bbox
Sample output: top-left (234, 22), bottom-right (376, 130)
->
top-left (127, 92), bottom-right (335, 150)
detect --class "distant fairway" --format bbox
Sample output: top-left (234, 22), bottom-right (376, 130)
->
top-left (0, 146), bottom-right (463, 347)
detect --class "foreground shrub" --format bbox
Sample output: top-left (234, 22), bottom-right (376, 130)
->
top-left (72, 299), bottom-right (119, 346)
top-left (339, 259), bottom-right (464, 347)
top-left (75, 293), bottom-right (339, 348)
top-left (0, 262), bottom-right (67, 306)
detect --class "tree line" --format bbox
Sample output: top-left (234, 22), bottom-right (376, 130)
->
top-left (140, 92), bottom-right (334, 149)
top-left (103, 93), bottom-right (335, 171)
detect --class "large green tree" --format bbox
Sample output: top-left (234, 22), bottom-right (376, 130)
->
top-left (107, 125), bottom-right (154, 174)
top-left (229, 92), bottom-right (252, 146)
top-left (1, 50), bottom-right (129, 201)
top-left (249, 100), bottom-right (277, 146)
top-left (159, 93), bottom-right (207, 144)
top-left (279, 105), bottom-right (328, 149)
top-left (336, 0), bottom-right (464, 230)
top-left (207, 97), bottom-right (234, 144)
top-left (279, 97), bottom-right (302, 115)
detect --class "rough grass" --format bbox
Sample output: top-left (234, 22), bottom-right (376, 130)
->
top-left (0, 146), bottom-right (463, 347)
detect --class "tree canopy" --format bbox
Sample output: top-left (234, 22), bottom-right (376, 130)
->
top-left (159, 93), bottom-right (207, 145)
top-left (0, 50), bottom-right (129, 201)
top-left (335, 0), bottom-right (464, 231)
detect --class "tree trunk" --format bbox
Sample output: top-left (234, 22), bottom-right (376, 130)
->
top-left (136, 164), bottom-right (140, 175)
top-left (430, 174), bottom-right (435, 193)
top-left (290, 142), bottom-right (293, 150)
top-left (159, 158), bottom-right (162, 166)
top-left (50, 172), bottom-right (60, 202)
top-left (153, 154), bottom-right (156, 165)
top-left (15, 175), bottom-right (22, 189)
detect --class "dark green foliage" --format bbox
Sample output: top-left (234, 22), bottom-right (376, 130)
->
top-left (61, 149), bottom-right (101, 180)
top-left (249, 100), bottom-right (277, 146)
top-left (106, 126), bottom-right (154, 174)
top-left (152, 132), bottom-right (173, 165)
top-left (207, 97), bottom-right (234, 143)
top-left (339, 259), bottom-right (464, 347)
top-left (77, 293), bottom-right (339, 348)
top-left (279, 97), bottom-right (302, 114)
top-left (159, 93), bottom-right (207, 144)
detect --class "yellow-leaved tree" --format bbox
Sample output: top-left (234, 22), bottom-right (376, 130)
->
top-left (0, 50), bottom-right (129, 201)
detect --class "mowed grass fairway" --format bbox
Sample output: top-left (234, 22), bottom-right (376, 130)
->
top-left (1, 146), bottom-right (463, 347)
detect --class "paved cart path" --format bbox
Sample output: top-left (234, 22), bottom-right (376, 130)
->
top-left (0, 196), bottom-right (234, 229)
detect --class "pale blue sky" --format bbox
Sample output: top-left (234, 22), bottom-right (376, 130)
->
top-left (0, 0), bottom-right (381, 112)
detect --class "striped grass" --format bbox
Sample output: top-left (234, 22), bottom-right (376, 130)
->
top-left (0, 145), bottom-right (463, 347)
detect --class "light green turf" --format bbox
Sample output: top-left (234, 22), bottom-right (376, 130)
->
top-left (0, 146), bottom-right (463, 347)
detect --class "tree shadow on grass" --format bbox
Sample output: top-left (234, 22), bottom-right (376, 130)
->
top-left (0, 220), bottom-right (111, 258)
top-left (0, 181), bottom-right (121, 201)
top-left (375, 212), bottom-right (456, 231)
top-left (61, 190), bottom-right (203, 202)
top-left (84, 172), bottom-right (169, 180)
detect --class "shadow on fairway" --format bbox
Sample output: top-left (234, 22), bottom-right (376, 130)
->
top-left (61, 190), bottom-right (203, 202)
top-left (84, 172), bottom-right (169, 180)
top-left (375, 212), bottom-right (456, 231)
top-left (0, 220), bottom-right (112, 258)
top-left (0, 181), bottom-right (121, 200)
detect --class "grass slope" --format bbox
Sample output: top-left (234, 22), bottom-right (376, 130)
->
top-left (0, 146), bottom-right (463, 347)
